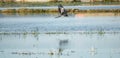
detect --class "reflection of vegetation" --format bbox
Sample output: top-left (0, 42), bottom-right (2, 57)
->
top-left (0, 8), bottom-right (119, 16)
top-left (1, 9), bottom-right (120, 13)
top-left (0, 12), bottom-right (119, 17)
top-left (1, 9), bottom-right (16, 13)
top-left (0, 31), bottom-right (120, 36)
top-left (1, 8), bottom-right (58, 13)
top-left (0, 8), bottom-right (58, 16)
top-left (23, 32), bottom-right (28, 39)
top-left (45, 32), bottom-right (68, 34)
top-left (32, 27), bottom-right (39, 40)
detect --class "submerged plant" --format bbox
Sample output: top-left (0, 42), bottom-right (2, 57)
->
top-left (98, 30), bottom-right (105, 35)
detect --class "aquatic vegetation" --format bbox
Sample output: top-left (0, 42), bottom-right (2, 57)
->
top-left (23, 32), bottom-right (28, 35)
top-left (45, 32), bottom-right (68, 34)
top-left (30, 28), bottom-right (40, 40)
top-left (0, 6), bottom-right (120, 17)
top-left (0, 2), bottom-right (120, 58)
top-left (48, 51), bottom-right (54, 55)
top-left (1, 9), bottom-right (16, 13)
top-left (11, 52), bottom-right (35, 55)
top-left (2, 32), bottom-right (11, 35)
top-left (10, 49), bottom-right (73, 56)
top-left (98, 31), bottom-right (105, 35)
top-left (72, 9), bottom-right (80, 13)
top-left (0, 8), bottom-right (119, 14)
top-left (23, 32), bottom-right (28, 39)
top-left (17, 8), bottom-right (28, 14)
top-left (47, 9), bottom-right (58, 12)
top-left (0, 31), bottom-right (120, 36)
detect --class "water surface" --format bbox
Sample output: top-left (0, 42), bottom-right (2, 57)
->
top-left (0, 12), bottom-right (120, 58)
top-left (0, 5), bottom-right (120, 10)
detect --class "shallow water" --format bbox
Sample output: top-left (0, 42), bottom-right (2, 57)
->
top-left (0, 5), bottom-right (120, 10)
top-left (0, 13), bottom-right (120, 58)
top-left (0, 13), bottom-right (120, 32)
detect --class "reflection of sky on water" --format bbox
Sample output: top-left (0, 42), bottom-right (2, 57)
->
top-left (0, 13), bottom-right (120, 58)
top-left (0, 33), bottom-right (120, 58)
top-left (0, 15), bottom-right (120, 32)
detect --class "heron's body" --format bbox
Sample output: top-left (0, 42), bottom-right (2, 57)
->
top-left (58, 4), bottom-right (68, 17)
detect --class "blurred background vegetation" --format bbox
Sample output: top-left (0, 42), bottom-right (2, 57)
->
top-left (0, 0), bottom-right (120, 7)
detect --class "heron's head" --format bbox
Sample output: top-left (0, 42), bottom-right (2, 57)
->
top-left (58, 4), bottom-right (63, 8)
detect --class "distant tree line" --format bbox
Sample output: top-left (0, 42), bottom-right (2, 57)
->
top-left (0, 0), bottom-right (15, 2)
top-left (0, 0), bottom-right (119, 2)
top-left (50, 0), bottom-right (119, 2)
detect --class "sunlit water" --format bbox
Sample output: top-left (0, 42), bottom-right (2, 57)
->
top-left (0, 13), bottom-right (120, 58)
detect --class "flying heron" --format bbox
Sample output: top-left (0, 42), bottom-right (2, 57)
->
top-left (56, 4), bottom-right (68, 18)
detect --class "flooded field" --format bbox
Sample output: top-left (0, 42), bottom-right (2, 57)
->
top-left (0, 5), bottom-right (120, 10)
top-left (0, 12), bottom-right (120, 58)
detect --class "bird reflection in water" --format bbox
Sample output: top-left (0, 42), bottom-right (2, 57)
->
top-left (58, 39), bottom-right (69, 55)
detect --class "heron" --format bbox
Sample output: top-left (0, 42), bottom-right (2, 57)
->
top-left (56, 4), bottom-right (68, 18)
